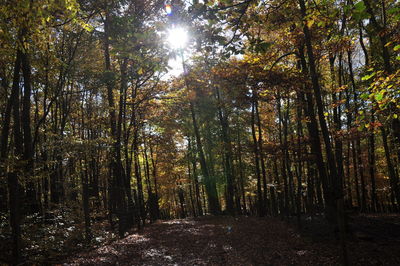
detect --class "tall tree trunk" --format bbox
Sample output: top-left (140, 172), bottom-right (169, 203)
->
top-left (277, 92), bottom-right (289, 216)
top-left (381, 127), bottom-right (400, 209)
top-left (236, 118), bottom-right (247, 214)
top-left (0, 50), bottom-right (21, 161)
top-left (255, 91), bottom-right (269, 215)
top-left (363, 0), bottom-right (400, 159)
top-left (295, 96), bottom-right (304, 226)
top-left (188, 137), bottom-right (203, 216)
top-left (251, 95), bottom-right (265, 217)
top-left (149, 141), bottom-right (161, 219)
top-left (81, 159), bottom-right (91, 242)
top-left (187, 158), bottom-right (197, 217)
top-left (21, 51), bottom-right (38, 213)
top-left (189, 101), bottom-right (220, 214)
top-left (298, 0), bottom-right (340, 223)
top-left (347, 49), bottom-right (361, 210)
top-left (297, 45), bottom-right (335, 221)
top-left (103, 12), bottom-right (126, 236)
top-left (356, 139), bottom-right (367, 212)
top-left (133, 125), bottom-right (145, 226)
top-left (369, 114), bottom-right (378, 212)
top-left (215, 86), bottom-right (235, 214)
top-left (2, 49), bottom-right (23, 264)
top-left (11, 50), bottom-right (24, 263)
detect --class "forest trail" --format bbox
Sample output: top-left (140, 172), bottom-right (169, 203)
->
top-left (62, 215), bottom-right (400, 265)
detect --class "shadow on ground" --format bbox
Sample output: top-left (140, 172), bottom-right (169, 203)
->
top-left (62, 215), bottom-right (400, 265)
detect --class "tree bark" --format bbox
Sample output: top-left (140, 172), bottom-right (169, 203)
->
top-left (251, 94), bottom-right (265, 217)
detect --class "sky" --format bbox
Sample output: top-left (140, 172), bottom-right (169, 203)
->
top-left (164, 26), bottom-right (190, 78)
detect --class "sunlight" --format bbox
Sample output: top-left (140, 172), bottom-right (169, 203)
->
top-left (167, 57), bottom-right (184, 77)
top-left (167, 27), bottom-right (188, 50)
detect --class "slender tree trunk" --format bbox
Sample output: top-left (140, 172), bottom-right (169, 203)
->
top-left (236, 120), bottom-right (247, 214)
top-left (299, 0), bottom-right (340, 223)
top-left (381, 127), bottom-right (400, 209)
top-left (215, 86), bottom-right (235, 214)
top-left (295, 97), bottom-right (304, 227)
top-left (297, 45), bottom-right (335, 221)
top-left (187, 158), bottom-right (197, 217)
top-left (189, 101), bottom-right (220, 214)
top-left (149, 141), bottom-right (160, 219)
top-left (81, 160), bottom-right (91, 242)
top-left (255, 92), bottom-right (269, 215)
top-left (277, 92), bottom-right (289, 216)
top-left (356, 139), bottom-right (367, 212)
top-left (251, 95), bottom-right (265, 217)
top-left (133, 125), bottom-right (145, 226)
top-left (21, 51), bottom-right (38, 213)
top-left (188, 137), bottom-right (203, 216)
top-left (369, 114), bottom-right (378, 212)
top-left (103, 12), bottom-right (127, 236)
top-left (351, 141), bottom-right (361, 208)
top-left (347, 47), bottom-right (362, 211)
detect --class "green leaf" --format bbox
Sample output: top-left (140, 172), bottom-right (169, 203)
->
top-left (374, 93), bottom-right (383, 101)
top-left (388, 7), bottom-right (400, 14)
top-left (354, 1), bottom-right (366, 12)
top-left (353, 1), bottom-right (369, 20)
top-left (343, 4), bottom-right (352, 14)
top-left (394, 45), bottom-right (400, 51)
top-left (361, 72), bottom-right (376, 81)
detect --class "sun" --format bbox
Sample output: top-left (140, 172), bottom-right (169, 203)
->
top-left (167, 27), bottom-right (188, 49)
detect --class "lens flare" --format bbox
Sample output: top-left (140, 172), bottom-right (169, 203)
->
top-left (165, 4), bottom-right (172, 15)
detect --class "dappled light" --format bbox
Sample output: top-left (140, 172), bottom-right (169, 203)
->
top-left (1, 0), bottom-right (400, 265)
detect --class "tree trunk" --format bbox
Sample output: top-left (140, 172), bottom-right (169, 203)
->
top-left (381, 127), bottom-right (400, 209)
top-left (215, 86), bottom-right (235, 214)
top-left (369, 114), bottom-right (378, 212)
top-left (255, 91), bottom-right (269, 215)
top-left (21, 51), bottom-right (38, 213)
top-left (298, 0), bottom-right (340, 223)
top-left (236, 119), bottom-right (247, 214)
top-left (188, 137), bottom-right (203, 216)
top-left (103, 12), bottom-right (127, 236)
top-left (251, 95), bottom-right (265, 217)
top-left (297, 45), bottom-right (335, 221)
top-left (189, 101), bottom-right (220, 214)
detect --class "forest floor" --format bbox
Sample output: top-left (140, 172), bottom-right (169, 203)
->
top-left (61, 214), bottom-right (400, 266)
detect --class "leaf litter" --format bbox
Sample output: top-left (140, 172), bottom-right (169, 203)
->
top-left (61, 215), bottom-right (400, 265)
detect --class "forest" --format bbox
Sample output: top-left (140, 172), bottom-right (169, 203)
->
top-left (0, 0), bottom-right (400, 265)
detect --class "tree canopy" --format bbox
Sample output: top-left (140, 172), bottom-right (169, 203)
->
top-left (0, 0), bottom-right (400, 264)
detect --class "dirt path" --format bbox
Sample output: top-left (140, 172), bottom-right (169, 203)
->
top-left (63, 215), bottom-right (400, 265)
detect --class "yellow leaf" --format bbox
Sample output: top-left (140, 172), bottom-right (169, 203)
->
top-left (307, 19), bottom-right (315, 28)
top-left (384, 41), bottom-right (392, 47)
